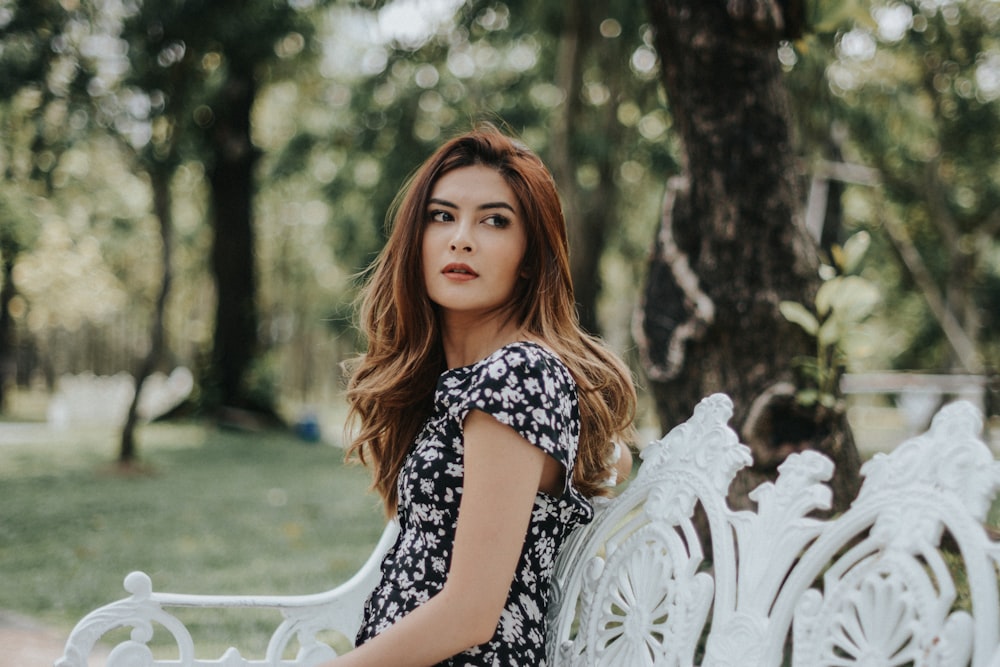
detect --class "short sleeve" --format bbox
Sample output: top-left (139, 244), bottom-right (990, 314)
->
top-left (459, 343), bottom-right (580, 474)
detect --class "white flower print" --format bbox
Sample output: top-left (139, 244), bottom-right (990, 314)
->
top-left (499, 606), bottom-right (524, 644)
top-left (500, 384), bottom-right (523, 405)
top-left (531, 407), bottom-right (548, 427)
top-left (487, 359), bottom-right (508, 379)
top-left (519, 593), bottom-right (542, 622)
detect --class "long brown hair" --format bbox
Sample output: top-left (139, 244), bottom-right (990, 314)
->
top-left (345, 123), bottom-right (636, 515)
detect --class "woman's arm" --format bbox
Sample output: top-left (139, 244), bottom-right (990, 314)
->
top-left (321, 409), bottom-right (547, 666)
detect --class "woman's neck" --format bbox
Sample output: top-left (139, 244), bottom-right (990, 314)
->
top-left (439, 312), bottom-right (526, 369)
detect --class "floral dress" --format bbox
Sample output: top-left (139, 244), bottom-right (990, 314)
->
top-left (355, 341), bottom-right (594, 666)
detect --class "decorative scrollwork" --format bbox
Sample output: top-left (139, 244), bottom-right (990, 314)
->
top-left (793, 552), bottom-right (973, 667)
top-left (568, 524), bottom-right (712, 667)
top-left (106, 640), bottom-right (155, 667)
top-left (785, 401), bottom-right (998, 667)
top-left (860, 400), bottom-right (1000, 536)
top-left (702, 612), bottom-right (767, 667)
top-left (640, 394), bottom-right (752, 508)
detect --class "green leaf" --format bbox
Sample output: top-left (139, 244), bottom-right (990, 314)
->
top-left (841, 231), bottom-right (871, 274)
top-left (815, 277), bottom-right (842, 317)
top-left (818, 316), bottom-right (841, 347)
top-left (829, 276), bottom-right (880, 324)
top-left (780, 301), bottom-right (819, 336)
top-left (815, 274), bottom-right (879, 325)
top-left (796, 389), bottom-right (819, 406)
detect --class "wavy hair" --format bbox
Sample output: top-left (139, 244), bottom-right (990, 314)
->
top-left (345, 123), bottom-right (636, 515)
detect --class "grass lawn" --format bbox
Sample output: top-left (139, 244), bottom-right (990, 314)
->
top-left (0, 415), bottom-right (386, 658)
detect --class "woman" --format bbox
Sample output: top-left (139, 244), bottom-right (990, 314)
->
top-left (329, 123), bottom-right (636, 666)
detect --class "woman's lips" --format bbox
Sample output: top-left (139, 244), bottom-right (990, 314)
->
top-left (442, 263), bottom-right (479, 280)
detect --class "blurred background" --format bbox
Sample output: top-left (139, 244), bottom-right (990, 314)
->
top-left (1, 0), bottom-right (998, 441)
top-left (1, 0), bottom-right (998, 661)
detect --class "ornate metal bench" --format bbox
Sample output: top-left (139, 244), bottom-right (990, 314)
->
top-left (56, 393), bottom-right (1000, 666)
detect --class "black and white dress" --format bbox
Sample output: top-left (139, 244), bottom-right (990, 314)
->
top-left (355, 341), bottom-right (594, 666)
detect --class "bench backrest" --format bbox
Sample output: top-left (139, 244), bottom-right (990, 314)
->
top-left (57, 393), bottom-right (1000, 666)
top-left (548, 393), bottom-right (1000, 666)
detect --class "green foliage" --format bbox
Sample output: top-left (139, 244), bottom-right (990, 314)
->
top-left (806, 0), bottom-right (876, 34)
top-left (3, 0), bottom-right (676, 406)
top-left (4, 0), bottom-right (998, 414)
top-left (786, 0), bottom-right (1000, 378)
top-left (0, 188), bottom-right (39, 258)
top-left (108, 0), bottom-right (326, 165)
top-left (0, 1), bottom-right (72, 99)
top-left (781, 232), bottom-right (880, 407)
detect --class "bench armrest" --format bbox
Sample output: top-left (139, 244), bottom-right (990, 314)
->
top-left (56, 521), bottom-right (399, 667)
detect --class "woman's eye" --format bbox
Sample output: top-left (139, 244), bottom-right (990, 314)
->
top-left (483, 214), bottom-right (511, 229)
top-left (428, 210), bottom-right (453, 223)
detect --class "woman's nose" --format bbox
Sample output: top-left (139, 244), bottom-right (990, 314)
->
top-left (449, 224), bottom-right (474, 252)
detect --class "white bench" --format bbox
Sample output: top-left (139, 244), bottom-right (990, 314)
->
top-left (56, 393), bottom-right (1000, 666)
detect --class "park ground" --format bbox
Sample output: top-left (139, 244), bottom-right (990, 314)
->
top-left (0, 610), bottom-right (107, 667)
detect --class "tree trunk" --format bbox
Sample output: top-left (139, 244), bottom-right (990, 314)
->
top-left (120, 165), bottom-right (173, 464)
top-left (551, 2), bottom-right (595, 332)
top-left (549, 0), bottom-right (624, 334)
top-left (0, 249), bottom-right (16, 413)
top-left (206, 63), bottom-right (264, 413)
top-left (638, 0), bottom-right (861, 511)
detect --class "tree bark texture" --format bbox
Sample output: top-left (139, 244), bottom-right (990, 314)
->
top-left (207, 63), bottom-right (262, 411)
top-left (549, 0), bottom-right (624, 334)
top-left (639, 0), bottom-right (861, 511)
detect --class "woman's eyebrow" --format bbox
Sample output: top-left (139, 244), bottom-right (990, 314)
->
top-left (427, 197), bottom-right (515, 213)
top-left (477, 201), bottom-right (515, 212)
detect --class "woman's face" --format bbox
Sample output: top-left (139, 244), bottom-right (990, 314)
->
top-left (421, 165), bottom-right (528, 322)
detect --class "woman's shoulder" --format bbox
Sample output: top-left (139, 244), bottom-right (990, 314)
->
top-left (481, 340), bottom-right (573, 382)
top-left (438, 341), bottom-right (577, 414)
top-left (463, 341), bottom-right (580, 452)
